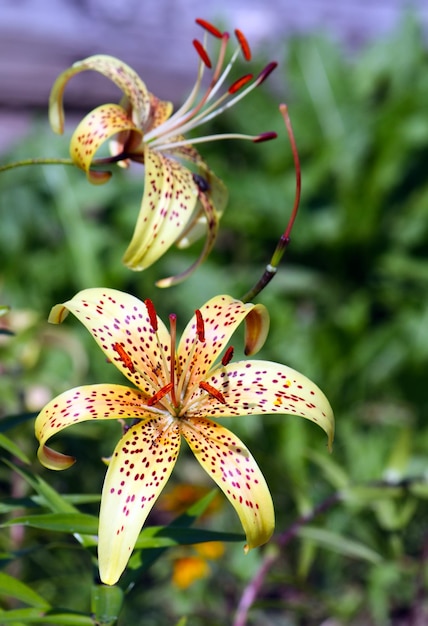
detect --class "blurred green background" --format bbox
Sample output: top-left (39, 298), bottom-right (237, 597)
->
top-left (1, 13), bottom-right (428, 625)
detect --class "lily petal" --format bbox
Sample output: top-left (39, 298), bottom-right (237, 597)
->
top-left (181, 416), bottom-right (274, 551)
top-left (98, 416), bottom-right (181, 585)
top-left (178, 295), bottom-right (270, 394)
top-left (48, 289), bottom-right (171, 393)
top-left (122, 147), bottom-right (199, 270)
top-left (69, 104), bottom-right (142, 184)
top-left (35, 384), bottom-right (154, 470)
top-left (155, 183), bottom-right (219, 288)
top-left (49, 54), bottom-right (152, 134)
top-left (202, 360), bottom-right (335, 450)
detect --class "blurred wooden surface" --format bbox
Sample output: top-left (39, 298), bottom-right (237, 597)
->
top-left (0, 0), bottom-right (427, 151)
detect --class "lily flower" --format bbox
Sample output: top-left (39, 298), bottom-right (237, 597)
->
top-left (48, 19), bottom-right (278, 286)
top-left (35, 288), bottom-right (334, 585)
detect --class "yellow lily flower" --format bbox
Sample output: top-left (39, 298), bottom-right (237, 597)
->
top-left (48, 19), bottom-right (278, 286)
top-left (35, 288), bottom-right (334, 585)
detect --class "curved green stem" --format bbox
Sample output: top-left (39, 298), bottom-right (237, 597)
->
top-left (241, 104), bottom-right (301, 303)
top-left (0, 157), bottom-right (76, 173)
top-left (0, 151), bottom-right (137, 175)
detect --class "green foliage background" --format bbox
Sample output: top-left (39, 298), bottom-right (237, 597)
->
top-left (1, 13), bottom-right (428, 625)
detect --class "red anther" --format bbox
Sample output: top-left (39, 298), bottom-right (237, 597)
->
top-left (199, 381), bottom-right (226, 404)
top-left (144, 299), bottom-right (158, 332)
top-left (147, 382), bottom-right (174, 406)
top-left (228, 73), bottom-right (253, 94)
top-left (195, 18), bottom-right (223, 39)
top-left (195, 309), bottom-right (205, 342)
top-left (193, 39), bottom-right (212, 69)
top-left (253, 131), bottom-right (278, 143)
top-left (221, 346), bottom-right (234, 366)
top-left (256, 61), bottom-right (278, 85)
top-left (234, 28), bottom-right (252, 61)
top-left (113, 343), bottom-right (135, 373)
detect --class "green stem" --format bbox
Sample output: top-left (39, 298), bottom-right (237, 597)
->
top-left (241, 104), bottom-right (301, 303)
top-left (0, 156), bottom-right (76, 173)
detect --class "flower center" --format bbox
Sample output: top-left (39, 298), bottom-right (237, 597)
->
top-left (114, 300), bottom-right (229, 416)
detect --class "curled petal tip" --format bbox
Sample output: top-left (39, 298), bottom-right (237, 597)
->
top-left (244, 303), bottom-right (270, 356)
top-left (48, 303), bottom-right (70, 324)
top-left (87, 170), bottom-right (113, 185)
top-left (37, 444), bottom-right (76, 471)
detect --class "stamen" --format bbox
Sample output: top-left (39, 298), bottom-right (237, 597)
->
top-left (147, 382), bottom-right (174, 406)
top-left (221, 346), bottom-right (234, 366)
top-left (253, 131), bottom-right (278, 143)
top-left (234, 29), bottom-right (252, 61)
top-left (144, 299), bottom-right (158, 331)
top-left (256, 61), bottom-right (278, 85)
top-left (199, 381), bottom-right (226, 404)
top-left (169, 314), bottom-right (178, 407)
top-left (112, 343), bottom-right (135, 373)
top-left (193, 39), bottom-right (212, 69)
top-left (196, 18), bottom-right (223, 39)
top-left (195, 309), bottom-right (205, 342)
top-left (228, 73), bottom-right (253, 94)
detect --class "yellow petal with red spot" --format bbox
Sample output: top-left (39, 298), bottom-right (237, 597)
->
top-left (181, 417), bottom-right (274, 552)
top-left (69, 104), bottom-right (142, 184)
top-left (201, 360), bottom-right (335, 451)
top-left (49, 54), bottom-right (152, 134)
top-left (35, 384), bottom-right (155, 470)
top-left (48, 289), bottom-right (171, 394)
top-left (122, 146), bottom-right (198, 270)
top-left (156, 184), bottom-right (220, 288)
top-left (177, 295), bottom-right (270, 395)
top-left (98, 416), bottom-right (181, 585)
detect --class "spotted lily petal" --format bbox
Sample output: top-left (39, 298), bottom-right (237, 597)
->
top-left (122, 146), bottom-right (198, 270)
top-left (99, 416), bottom-right (181, 585)
top-left (69, 104), bottom-right (142, 184)
top-left (49, 54), bottom-right (154, 134)
top-left (48, 288), bottom-right (171, 393)
top-left (178, 295), bottom-right (270, 394)
top-left (181, 416), bottom-right (274, 551)
top-left (35, 384), bottom-right (152, 470)
top-left (202, 361), bottom-right (335, 450)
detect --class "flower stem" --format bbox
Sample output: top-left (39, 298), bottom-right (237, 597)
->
top-left (0, 152), bottom-right (135, 175)
top-left (0, 157), bottom-right (75, 173)
top-left (241, 104), bottom-right (301, 303)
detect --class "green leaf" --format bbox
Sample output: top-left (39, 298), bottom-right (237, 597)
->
top-left (135, 526), bottom-right (244, 549)
top-left (297, 526), bottom-right (383, 564)
top-left (0, 433), bottom-right (30, 464)
top-left (0, 572), bottom-right (50, 609)
top-left (0, 608), bottom-right (93, 624)
top-left (0, 413), bottom-right (38, 433)
top-left (2, 513), bottom-right (98, 535)
top-left (3, 461), bottom-right (78, 514)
